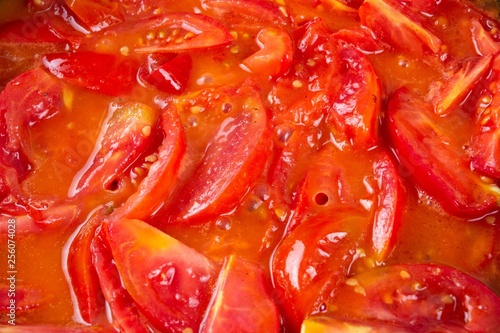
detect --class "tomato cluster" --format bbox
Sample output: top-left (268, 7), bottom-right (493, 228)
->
top-left (1, 0), bottom-right (500, 332)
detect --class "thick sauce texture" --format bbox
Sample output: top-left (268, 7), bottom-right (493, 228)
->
top-left (2, 0), bottom-right (500, 332)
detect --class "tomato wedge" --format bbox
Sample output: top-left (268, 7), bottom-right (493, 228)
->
top-left (69, 101), bottom-right (159, 198)
top-left (42, 51), bottom-right (139, 96)
top-left (113, 103), bottom-right (186, 221)
top-left (359, 0), bottom-right (443, 55)
top-left (388, 87), bottom-right (500, 217)
top-left (272, 212), bottom-right (369, 331)
top-left (1, 67), bottom-right (63, 178)
top-left (105, 218), bottom-right (220, 332)
top-left (470, 18), bottom-right (500, 56)
top-left (327, 264), bottom-right (500, 332)
top-left (140, 54), bottom-right (192, 94)
top-left (200, 255), bottom-right (280, 332)
top-left (104, 12), bottom-right (233, 53)
top-left (243, 27), bottom-right (293, 78)
top-left (91, 225), bottom-right (152, 332)
top-left (63, 0), bottom-right (124, 32)
top-left (169, 85), bottom-right (271, 224)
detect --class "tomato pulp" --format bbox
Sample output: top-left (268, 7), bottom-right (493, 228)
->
top-left (1, 0), bottom-right (500, 332)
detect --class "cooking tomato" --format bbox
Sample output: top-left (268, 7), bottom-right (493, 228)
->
top-left (140, 54), bottom-right (192, 94)
top-left (326, 263), bottom-right (500, 332)
top-left (387, 87), bottom-right (500, 218)
top-left (105, 218), bottom-right (220, 332)
top-left (42, 51), bottom-right (139, 96)
top-left (200, 255), bottom-right (280, 332)
top-left (63, 0), bottom-right (124, 32)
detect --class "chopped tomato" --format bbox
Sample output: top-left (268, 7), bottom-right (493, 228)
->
top-left (140, 54), bottom-right (192, 94)
top-left (105, 218), bottom-right (220, 332)
top-left (388, 87), bottom-right (500, 217)
top-left (272, 212), bottom-right (369, 331)
top-left (359, 0), bottom-right (443, 55)
top-left (328, 263), bottom-right (500, 332)
top-left (104, 12), bottom-right (233, 53)
top-left (42, 51), bottom-right (139, 96)
top-left (470, 18), bottom-right (500, 56)
top-left (113, 103), bottom-right (186, 220)
top-left (168, 84), bottom-right (271, 224)
top-left (91, 225), bottom-right (152, 332)
top-left (69, 101), bottom-right (159, 198)
top-left (200, 255), bottom-right (280, 332)
top-left (63, 0), bottom-right (124, 32)
top-left (243, 27), bottom-right (293, 78)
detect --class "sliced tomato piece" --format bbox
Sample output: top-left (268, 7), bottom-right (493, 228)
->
top-left (201, 0), bottom-right (292, 29)
top-left (63, 0), bottom-right (124, 32)
top-left (326, 40), bottom-right (381, 148)
top-left (69, 101), bottom-right (159, 197)
top-left (272, 212), bottom-right (369, 331)
top-left (332, 28), bottom-right (383, 54)
top-left (388, 87), bottom-right (500, 217)
top-left (320, 0), bottom-right (357, 13)
top-left (66, 210), bottom-right (105, 324)
top-left (91, 225), bottom-right (152, 332)
top-left (105, 218), bottom-right (220, 332)
top-left (359, 0), bottom-right (443, 55)
top-left (200, 255), bottom-right (280, 332)
top-left (243, 27), bottom-right (293, 78)
top-left (42, 51), bottom-right (139, 96)
top-left (328, 264), bottom-right (500, 332)
top-left (471, 18), bottom-right (500, 56)
top-left (140, 54), bottom-right (192, 94)
top-left (428, 55), bottom-right (493, 115)
top-left (0, 67), bottom-right (63, 178)
top-left (171, 85), bottom-right (271, 224)
top-left (113, 104), bottom-right (185, 220)
top-left (105, 12), bottom-right (233, 53)
top-left (469, 67), bottom-right (500, 179)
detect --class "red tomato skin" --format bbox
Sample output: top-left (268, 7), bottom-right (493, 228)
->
top-left (105, 218), bottom-right (220, 332)
top-left (63, 0), bottom-right (124, 32)
top-left (171, 85), bottom-right (272, 224)
top-left (113, 103), bottom-right (186, 220)
top-left (200, 255), bottom-right (280, 333)
top-left (91, 225), bottom-right (152, 332)
top-left (141, 54), bottom-right (192, 94)
top-left (243, 27), bottom-right (293, 78)
top-left (272, 212), bottom-right (369, 331)
top-left (387, 87), bottom-right (499, 218)
top-left (0, 67), bottom-right (63, 178)
top-left (329, 263), bottom-right (500, 332)
top-left (42, 51), bottom-right (139, 96)
top-left (66, 211), bottom-right (105, 324)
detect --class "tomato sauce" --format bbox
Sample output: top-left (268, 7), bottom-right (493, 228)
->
top-left (1, 0), bottom-right (500, 332)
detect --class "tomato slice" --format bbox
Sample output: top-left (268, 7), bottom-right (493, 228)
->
top-left (170, 84), bottom-right (271, 224)
top-left (69, 101), bottom-right (159, 198)
top-left (359, 0), bottom-right (443, 55)
top-left (243, 27), bottom-right (293, 78)
top-left (66, 210), bottom-right (105, 324)
top-left (428, 55), bottom-right (492, 116)
top-left (104, 12), bottom-right (233, 53)
top-left (63, 0), bottom-right (124, 32)
top-left (1, 67), bottom-right (63, 178)
top-left (332, 28), bottom-right (383, 54)
top-left (42, 51), bottom-right (139, 96)
top-left (105, 218), bottom-right (220, 332)
top-left (326, 40), bottom-right (381, 148)
top-left (272, 212), bottom-right (369, 331)
top-left (200, 255), bottom-right (280, 332)
top-left (327, 264), bottom-right (500, 332)
top-left (387, 87), bottom-right (500, 217)
top-left (471, 18), bottom-right (500, 56)
top-left (140, 54), bottom-right (192, 94)
top-left (113, 103), bottom-right (185, 221)
top-left (91, 225), bottom-right (152, 332)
